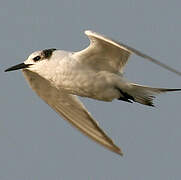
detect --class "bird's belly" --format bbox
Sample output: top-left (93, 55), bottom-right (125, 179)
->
top-left (55, 70), bottom-right (121, 101)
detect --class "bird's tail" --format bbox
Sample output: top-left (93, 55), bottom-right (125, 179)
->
top-left (120, 83), bottom-right (181, 106)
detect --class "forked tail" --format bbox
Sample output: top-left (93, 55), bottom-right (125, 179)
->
top-left (118, 83), bottom-right (181, 106)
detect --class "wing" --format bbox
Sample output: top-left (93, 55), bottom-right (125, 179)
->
top-left (23, 70), bottom-right (123, 156)
top-left (49, 93), bottom-right (123, 156)
top-left (73, 30), bottom-right (131, 73)
top-left (73, 30), bottom-right (181, 75)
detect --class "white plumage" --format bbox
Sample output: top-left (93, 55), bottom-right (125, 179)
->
top-left (5, 30), bottom-right (181, 156)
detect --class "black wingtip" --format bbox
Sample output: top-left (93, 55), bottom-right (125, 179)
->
top-left (163, 88), bottom-right (181, 92)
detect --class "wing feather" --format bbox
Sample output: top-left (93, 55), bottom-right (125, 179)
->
top-left (48, 93), bottom-right (123, 155)
top-left (73, 30), bottom-right (181, 75)
top-left (73, 31), bottom-right (131, 73)
top-left (23, 70), bottom-right (123, 156)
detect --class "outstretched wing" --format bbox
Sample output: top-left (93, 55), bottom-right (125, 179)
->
top-left (50, 93), bottom-right (123, 156)
top-left (73, 30), bottom-right (181, 75)
top-left (73, 30), bottom-right (131, 73)
top-left (23, 70), bottom-right (123, 156)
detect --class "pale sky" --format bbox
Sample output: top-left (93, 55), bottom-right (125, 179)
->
top-left (1, 0), bottom-right (181, 179)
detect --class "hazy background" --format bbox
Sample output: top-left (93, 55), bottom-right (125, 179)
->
top-left (1, 0), bottom-right (181, 179)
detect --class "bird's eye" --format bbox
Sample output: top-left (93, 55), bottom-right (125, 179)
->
top-left (33, 56), bottom-right (41, 62)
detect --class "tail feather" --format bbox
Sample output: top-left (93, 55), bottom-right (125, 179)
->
top-left (127, 84), bottom-right (181, 106)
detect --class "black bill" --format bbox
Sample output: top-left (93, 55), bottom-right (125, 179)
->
top-left (4, 63), bottom-right (32, 72)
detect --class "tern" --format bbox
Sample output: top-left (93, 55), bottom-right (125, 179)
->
top-left (5, 30), bottom-right (181, 156)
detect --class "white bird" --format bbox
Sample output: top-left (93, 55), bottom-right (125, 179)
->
top-left (5, 30), bottom-right (181, 156)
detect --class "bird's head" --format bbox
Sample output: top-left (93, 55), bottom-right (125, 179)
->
top-left (5, 48), bottom-right (57, 73)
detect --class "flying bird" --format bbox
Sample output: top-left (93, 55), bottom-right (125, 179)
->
top-left (5, 30), bottom-right (181, 156)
